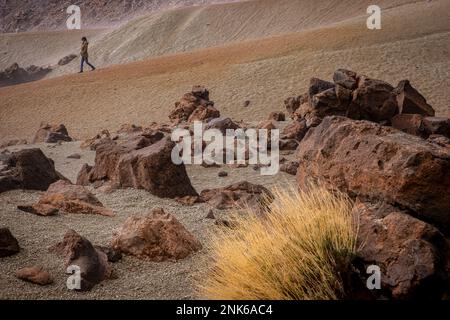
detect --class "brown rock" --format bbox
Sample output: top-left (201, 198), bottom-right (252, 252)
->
top-left (94, 246), bottom-right (122, 263)
top-left (200, 181), bottom-right (274, 212)
top-left (351, 77), bottom-right (398, 122)
top-left (268, 112), bottom-right (286, 121)
top-left (333, 69), bottom-right (358, 90)
top-left (279, 139), bottom-right (299, 151)
top-left (284, 96), bottom-right (302, 116)
top-left (394, 80), bottom-right (435, 116)
top-left (19, 180), bottom-right (114, 217)
top-left (428, 134), bottom-right (450, 149)
top-left (204, 117), bottom-right (240, 135)
top-left (354, 200), bottom-right (449, 299)
top-left (111, 208), bottom-right (202, 261)
top-left (296, 116), bottom-right (450, 233)
top-left (169, 86), bottom-right (219, 124)
top-left (0, 148), bottom-right (65, 193)
top-left (280, 160), bottom-right (299, 175)
top-left (116, 123), bottom-right (143, 135)
top-left (85, 136), bottom-right (198, 198)
top-left (32, 123), bottom-right (72, 143)
top-left (67, 153), bottom-right (81, 160)
top-left (206, 209), bottom-right (215, 219)
top-left (176, 195), bottom-right (203, 206)
top-left (308, 78), bottom-right (335, 104)
top-left (50, 230), bottom-right (112, 291)
top-left (281, 119), bottom-right (308, 141)
top-left (422, 117), bottom-right (450, 138)
top-left (16, 266), bottom-right (53, 285)
top-left (80, 130), bottom-right (111, 150)
top-left (188, 105), bottom-right (220, 123)
top-left (218, 171), bottom-right (228, 177)
top-left (391, 114), bottom-right (425, 137)
top-left (58, 54), bottom-right (77, 66)
top-left (0, 227), bottom-right (20, 257)
top-left (76, 164), bottom-right (93, 186)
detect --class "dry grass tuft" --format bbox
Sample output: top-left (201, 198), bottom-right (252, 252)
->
top-left (199, 184), bottom-right (358, 300)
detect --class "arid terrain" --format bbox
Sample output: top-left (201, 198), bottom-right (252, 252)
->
top-left (1, 0), bottom-right (450, 300)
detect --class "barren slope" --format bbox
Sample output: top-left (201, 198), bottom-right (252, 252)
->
top-left (1, 0), bottom-right (449, 142)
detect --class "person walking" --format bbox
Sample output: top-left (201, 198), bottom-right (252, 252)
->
top-left (79, 37), bottom-right (96, 73)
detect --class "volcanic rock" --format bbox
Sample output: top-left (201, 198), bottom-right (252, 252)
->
top-left (16, 266), bottom-right (53, 285)
top-left (111, 208), bottom-right (202, 261)
top-left (32, 123), bottom-right (72, 143)
top-left (0, 227), bottom-right (20, 257)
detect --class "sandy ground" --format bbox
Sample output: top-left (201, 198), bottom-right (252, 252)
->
top-left (1, 0), bottom-right (449, 143)
top-left (0, 140), bottom-right (295, 299)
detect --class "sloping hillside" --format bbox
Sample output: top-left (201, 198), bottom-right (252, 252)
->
top-left (0, 0), bottom-right (449, 142)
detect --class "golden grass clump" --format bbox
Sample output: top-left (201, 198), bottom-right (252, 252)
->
top-left (199, 184), bottom-right (358, 300)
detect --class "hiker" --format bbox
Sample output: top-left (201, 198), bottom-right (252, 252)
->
top-left (79, 37), bottom-right (96, 73)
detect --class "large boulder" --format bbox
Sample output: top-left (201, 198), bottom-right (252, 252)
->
top-left (78, 136), bottom-right (198, 199)
top-left (354, 200), bottom-right (449, 299)
top-left (0, 148), bottom-right (65, 193)
top-left (0, 227), bottom-right (20, 257)
top-left (111, 208), bottom-right (202, 261)
top-left (200, 181), bottom-right (274, 212)
top-left (281, 119), bottom-right (308, 141)
top-left (18, 180), bottom-right (114, 217)
top-left (32, 123), bottom-right (72, 144)
top-left (394, 80), bottom-right (435, 116)
top-left (50, 230), bottom-right (112, 291)
top-left (296, 116), bottom-right (450, 233)
top-left (169, 86), bottom-right (220, 124)
top-left (350, 77), bottom-right (398, 122)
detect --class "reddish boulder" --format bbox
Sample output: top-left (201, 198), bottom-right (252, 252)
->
top-left (0, 148), bottom-right (65, 193)
top-left (32, 123), bottom-right (72, 143)
top-left (333, 69), bottom-right (358, 90)
top-left (80, 130), bottom-right (112, 150)
top-left (169, 86), bottom-right (219, 124)
top-left (279, 139), bottom-right (299, 151)
top-left (200, 181), bottom-right (274, 212)
top-left (354, 200), bottom-right (449, 299)
top-left (111, 208), bottom-right (202, 261)
top-left (284, 95), bottom-right (304, 117)
top-left (394, 80), bottom-right (435, 116)
top-left (296, 116), bottom-right (450, 233)
top-left (18, 180), bottom-right (114, 217)
top-left (281, 119), bottom-right (308, 141)
top-left (16, 266), bottom-right (53, 286)
top-left (79, 136), bottom-right (198, 199)
top-left (391, 114), bottom-right (425, 137)
top-left (50, 230), bottom-right (112, 291)
top-left (422, 117), bottom-right (450, 138)
top-left (308, 78), bottom-right (335, 104)
top-left (350, 77), bottom-right (398, 122)
top-left (0, 227), bottom-right (20, 257)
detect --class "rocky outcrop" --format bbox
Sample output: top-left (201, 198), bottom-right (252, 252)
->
top-left (0, 228), bottom-right (20, 257)
top-left (58, 54), bottom-right (77, 66)
top-left (50, 230), bottom-right (112, 291)
top-left (0, 148), bottom-right (65, 193)
top-left (80, 130), bottom-right (113, 150)
top-left (281, 119), bottom-right (308, 141)
top-left (32, 123), bottom-right (72, 144)
top-left (200, 181), bottom-right (274, 212)
top-left (268, 112), bottom-right (285, 121)
top-left (111, 208), bottom-right (202, 261)
top-left (77, 136), bottom-right (198, 199)
top-left (0, 63), bottom-right (51, 88)
top-left (204, 117), bottom-right (240, 135)
top-left (296, 116), bottom-right (450, 233)
top-left (18, 180), bottom-right (114, 217)
top-left (285, 69), bottom-right (437, 130)
top-left (169, 86), bottom-right (220, 124)
top-left (16, 267), bottom-right (53, 286)
top-left (354, 200), bottom-right (449, 299)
